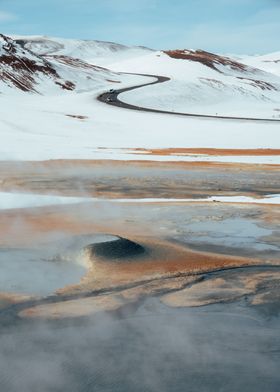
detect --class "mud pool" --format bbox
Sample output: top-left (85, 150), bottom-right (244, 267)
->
top-left (0, 235), bottom-right (121, 296)
top-left (0, 248), bottom-right (86, 296)
top-left (0, 297), bottom-right (279, 392)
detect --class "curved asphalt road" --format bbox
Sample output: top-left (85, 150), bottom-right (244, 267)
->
top-left (98, 72), bottom-right (280, 122)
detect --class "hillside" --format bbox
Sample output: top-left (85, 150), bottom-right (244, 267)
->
top-left (0, 34), bottom-right (279, 161)
top-left (109, 49), bottom-right (280, 118)
top-left (239, 52), bottom-right (280, 77)
top-left (13, 35), bottom-right (153, 66)
top-left (0, 34), bottom-right (146, 94)
top-left (0, 34), bottom-right (74, 93)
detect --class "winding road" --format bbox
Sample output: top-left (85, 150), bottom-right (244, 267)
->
top-left (98, 73), bottom-right (280, 122)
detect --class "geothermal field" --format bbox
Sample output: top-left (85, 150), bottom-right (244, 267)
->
top-left (0, 33), bottom-right (280, 391)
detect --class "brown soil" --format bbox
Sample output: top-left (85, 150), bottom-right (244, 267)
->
top-left (0, 292), bottom-right (32, 309)
top-left (19, 275), bottom-right (200, 319)
top-left (161, 271), bottom-right (280, 308)
top-left (66, 237), bottom-right (261, 295)
top-left (0, 159), bottom-right (279, 203)
top-left (46, 55), bottom-right (109, 73)
top-left (19, 294), bottom-right (125, 319)
top-left (18, 236), bottom-right (264, 319)
top-left (164, 49), bottom-right (256, 74)
top-left (127, 147), bottom-right (280, 157)
top-left (1, 158), bottom-right (279, 173)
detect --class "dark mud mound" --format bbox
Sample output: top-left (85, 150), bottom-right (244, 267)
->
top-left (85, 236), bottom-right (145, 260)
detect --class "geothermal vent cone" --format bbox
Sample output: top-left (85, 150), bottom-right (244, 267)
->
top-left (85, 236), bottom-right (145, 261)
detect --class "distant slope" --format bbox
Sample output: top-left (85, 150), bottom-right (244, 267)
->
top-left (0, 35), bottom-right (279, 160)
top-left (0, 34), bottom-right (139, 94)
top-left (109, 49), bottom-right (280, 119)
top-left (0, 34), bottom-right (75, 93)
top-left (238, 52), bottom-right (280, 77)
top-left (13, 35), bottom-right (153, 66)
top-left (2, 33), bottom-right (280, 118)
top-left (44, 55), bottom-right (125, 93)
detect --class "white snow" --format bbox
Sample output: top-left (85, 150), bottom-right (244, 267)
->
top-left (1, 87), bottom-right (279, 161)
top-left (239, 52), bottom-right (280, 77)
top-left (1, 191), bottom-right (279, 211)
top-left (0, 35), bottom-right (279, 162)
top-left (108, 51), bottom-right (280, 119)
top-left (11, 35), bottom-right (153, 65)
top-left (89, 149), bottom-right (280, 165)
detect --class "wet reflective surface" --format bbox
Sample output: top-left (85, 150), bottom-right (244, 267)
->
top-left (0, 159), bottom-right (279, 391)
top-left (0, 297), bottom-right (279, 392)
top-left (0, 248), bottom-right (86, 296)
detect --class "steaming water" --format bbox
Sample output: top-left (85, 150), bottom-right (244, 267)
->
top-left (0, 248), bottom-right (87, 296)
top-left (0, 234), bottom-right (120, 296)
top-left (0, 298), bottom-right (279, 392)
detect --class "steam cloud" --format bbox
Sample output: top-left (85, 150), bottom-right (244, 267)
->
top-left (0, 299), bottom-right (279, 392)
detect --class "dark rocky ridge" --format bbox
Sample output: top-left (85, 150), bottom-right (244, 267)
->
top-left (164, 49), bottom-right (258, 74)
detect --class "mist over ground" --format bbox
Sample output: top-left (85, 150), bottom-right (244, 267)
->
top-left (1, 298), bottom-right (279, 392)
top-left (0, 20), bottom-right (279, 391)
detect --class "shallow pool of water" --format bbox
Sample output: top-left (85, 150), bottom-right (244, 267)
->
top-left (0, 234), bottom-right (122, 296)
top-left (0, 248), bottom-right (86, 296)
top-left (176, 217), bottom-right (279, 252)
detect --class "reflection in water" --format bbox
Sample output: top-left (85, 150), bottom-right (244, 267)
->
top-left (175, 217), bottom-right (279, 255)
top-left (0, 201), bottom-right (279, 391)
top-left (0, 248), bottom-right (86, 296)
top-left (0, 234), bottom-right (125, 296)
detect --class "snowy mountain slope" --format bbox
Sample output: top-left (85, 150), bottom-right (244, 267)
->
top-left (0, 34), bottom-right (147, 95)
top-left (238, 52), bottom-right (280, 77)
top-left (4, 33), bottom-right (279, 117)
top-left (109, 49), bottom-right (280, 118)
top-left (12, 35), bottom-right (153, 66)
top-left (44, 55), bottom-right (125, 93)
top-left (0, 34), bottom-right (279, 162)
top-left (0, 34), bottom-right (75, 94)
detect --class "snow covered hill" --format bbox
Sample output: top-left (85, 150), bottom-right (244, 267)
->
top-left (0, 34), bottom-right (75, 94)
top-left (239, 52), bottom-right (280, 77)
top-left (0, 33), bottom-right (279, 161)
top-left (3, 33), bottom-right (279, 118)
top-left (109, 49), bottom-right (280, 118)
top-left (12, 35), bottom-right (153, 66)
top-left (0, 34), bottom-right (146, 94)
top-left (44, 55), bottom-right (125, 93)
